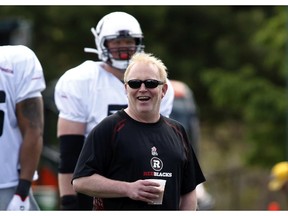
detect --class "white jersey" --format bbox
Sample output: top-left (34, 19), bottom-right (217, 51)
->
top-left (55, 60), bottom-right (174, 137)
top-left (0, 45), bottom-right (46, 188)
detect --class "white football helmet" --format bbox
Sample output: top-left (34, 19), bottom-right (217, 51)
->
top-left (85, 12), bottom-right (144, 70)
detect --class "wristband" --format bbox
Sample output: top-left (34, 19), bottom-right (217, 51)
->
top-left (60, 195), bottom-right (79, 210)
top-left (59, 135), bottom-right (85, 173)
top-left (16, 179), bottom-right (31, 201)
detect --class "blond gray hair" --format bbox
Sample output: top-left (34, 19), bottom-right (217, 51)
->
top-left (124, 52), bottom-right (168, 83)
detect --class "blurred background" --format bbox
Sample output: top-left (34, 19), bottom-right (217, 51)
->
top-left (1, 5), bottom-right (287, 210)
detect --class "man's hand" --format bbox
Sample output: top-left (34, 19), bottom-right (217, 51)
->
top-left (127, 180), bottom-right (162, 203)
top-left (7, 194), bottom-right (30, 211)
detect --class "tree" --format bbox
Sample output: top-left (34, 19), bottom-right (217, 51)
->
top-left (201, 6), bottom-right (287, 166)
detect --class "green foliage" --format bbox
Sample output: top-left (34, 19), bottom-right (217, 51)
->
top-left (201, 6), bottom-right (288, 166)
top-left (202, 65), bottom-right (287, 166)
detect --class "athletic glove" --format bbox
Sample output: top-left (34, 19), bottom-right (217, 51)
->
top-left (7, 179), bottom-right (31, 211)
top-left (7, 194), bottom-right (30, 211)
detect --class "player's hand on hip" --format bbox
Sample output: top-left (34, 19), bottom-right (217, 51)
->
top-left (7, 194), bottom-right (30, 211)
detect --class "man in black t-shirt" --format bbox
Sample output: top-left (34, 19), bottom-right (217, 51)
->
top-left (72, 52), bottom-right (205, 210)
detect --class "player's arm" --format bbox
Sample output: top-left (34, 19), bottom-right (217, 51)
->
top-left (8, 97), bottom-right (44, 209)
top-left (73, 174), bottom-right (161, 203)
top-left (17, 97), bottom-right (44, 182)
top-left (57, 117), bottom-right (86, 209)
top-left (179, 190), bottom-right (197, 210)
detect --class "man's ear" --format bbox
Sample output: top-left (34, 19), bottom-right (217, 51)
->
top-left (161, 83), bottom-right (168, 99)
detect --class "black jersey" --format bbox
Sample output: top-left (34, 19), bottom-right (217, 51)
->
top-left (73, 109), bottom-right (205, 210)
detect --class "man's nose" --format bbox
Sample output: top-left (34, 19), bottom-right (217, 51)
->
top-left (139, 83), bottom-right (147, 90)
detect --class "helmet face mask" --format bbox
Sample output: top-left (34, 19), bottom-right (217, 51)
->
top-left (93, 12), bottom-right (145, 70)
top-left (107, 46), bottom-right (137, 60)
top-left (105, 45), bottom-right (138, 70)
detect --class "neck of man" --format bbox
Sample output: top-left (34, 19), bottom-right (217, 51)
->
top-left (124, 108), bottom-right (161, 124)
top-left (102, 63), bottom-right (125, 81)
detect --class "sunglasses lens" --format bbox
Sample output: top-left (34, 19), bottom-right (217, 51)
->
top-left (144, 80), bottom-right (158, 88)
top-left (128, 80), bottom-right (141, 89)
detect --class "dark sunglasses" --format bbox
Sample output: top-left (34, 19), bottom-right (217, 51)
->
top-left (127, 79), bottom-right (164, 89)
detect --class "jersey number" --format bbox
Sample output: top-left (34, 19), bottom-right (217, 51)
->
top-left (0, 90), bottom-right (5, 137)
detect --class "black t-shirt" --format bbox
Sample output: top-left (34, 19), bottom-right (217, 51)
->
top-left (73, 110), bottom-right (205, 210)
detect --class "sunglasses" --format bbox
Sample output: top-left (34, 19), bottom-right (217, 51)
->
top-left (127, 79), bottom-right (164, 89)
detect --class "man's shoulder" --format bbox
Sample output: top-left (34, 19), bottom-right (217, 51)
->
top-left (163, 115), bottom-right (183, 127)
top-left (67, 60), bottom-right (101, 74)
top-left (106, 110), bottom-right (125, 121)
top-left (1, 45), bottom-right (37, 64)
top-left (0, 45), bottom-right (32, 53)
top-left (58, 60), bottom-right (103, 81)
top-left (91, 110), bottom-right (126, 135)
